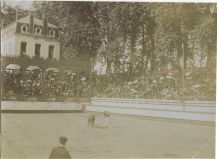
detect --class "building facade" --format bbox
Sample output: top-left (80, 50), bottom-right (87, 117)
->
top-left (2, 14), bottom-right (60, 60)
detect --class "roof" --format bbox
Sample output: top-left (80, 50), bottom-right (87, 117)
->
top-left (17, 15), bottom-right (58, 29)
top-left (2, 14), bottom-right (58, 30)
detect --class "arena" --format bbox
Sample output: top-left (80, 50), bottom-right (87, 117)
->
top-left (1, 112), bottom-right (215, 158)
top-left (1, 2), bottom-right (216, 159)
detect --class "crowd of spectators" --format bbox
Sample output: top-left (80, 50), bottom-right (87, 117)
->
top-left (2, 68), bottom-right (215, 101)
top-left (3, 69), bottom-right (89, 97)
top-left (90, 73), bottom-right (215, 101)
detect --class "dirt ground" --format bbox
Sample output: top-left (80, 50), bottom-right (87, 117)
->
top-left (1, 112), bottom-right (215, 159)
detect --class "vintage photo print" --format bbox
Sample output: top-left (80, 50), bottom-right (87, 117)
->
top-left (0, 0), bottom-right (216, 158)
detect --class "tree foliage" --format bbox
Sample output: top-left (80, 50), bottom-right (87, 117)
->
top-left (2, 2), bottom-right (216, 100)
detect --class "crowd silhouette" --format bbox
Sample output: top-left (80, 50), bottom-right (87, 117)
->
top-left (2, 68), bottom-right (215, 101)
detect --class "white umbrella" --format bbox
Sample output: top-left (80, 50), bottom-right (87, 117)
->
top-left (185, 72), bottom-right (192, 77)
top-left (167, 72), bottom-right (174, 76)
top-left (81, 77), bottom-right (86, 81)
top-left (166, 75), bottom-right (174, 79)
top-left (63, 70), bottom-right (72, 75)
top-left (26, 66), bottom-right (41, 71)
top-left (192, 84), bottom-right (201, 88)
top-left (5, 64), bottom-right (21, 70)
top-left (45, 67), bottom-right (59, 73)
top-left (160, 76), bottom-right (165, 80)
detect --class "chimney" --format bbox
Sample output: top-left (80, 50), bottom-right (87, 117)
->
top-left (16, 10), bottom-right (18, 21)
top-left (43, 14), bottom-right (48, 36)
top-left (29, 12), bottom-right (34, 34)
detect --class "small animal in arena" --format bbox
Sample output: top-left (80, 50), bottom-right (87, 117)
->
top-left (87, 115), bottom-right (96, 127)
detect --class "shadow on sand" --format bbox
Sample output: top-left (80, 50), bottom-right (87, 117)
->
top-left (92, 124), bottom-right (107, 129)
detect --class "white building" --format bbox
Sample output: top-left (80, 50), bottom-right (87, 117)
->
top-left (1, 14), bottom-right (60, 60)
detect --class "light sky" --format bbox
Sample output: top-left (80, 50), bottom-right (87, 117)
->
top-left (3, 0), bottom-right (217, 10)
top-left (3, 0), bottom-right (33, 9)
top-left (3, 0), bottom-right (217, 5)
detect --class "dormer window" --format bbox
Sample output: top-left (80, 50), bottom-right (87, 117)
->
top-left (21, 24), bottom-right (29, 33)
top-left (23, 27), bottom-right (27, 32)
top-left (35, 27), bottom-right (42, 35)
top-left (49, 30), bottom-right (55, 38)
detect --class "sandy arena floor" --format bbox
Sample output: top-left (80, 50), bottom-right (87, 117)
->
top-left (1, 112), bottom-right (215, 159)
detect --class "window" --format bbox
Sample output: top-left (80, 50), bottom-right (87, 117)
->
top-left (49, 30), bottom-right (55, 38)
top-left (21, 24), bottom-right (29, 33)
top-left (35, 27), bottom-right (42, 35)
top-left (23, 27), bottom-right (26, 32)
top-left (35, 44), bottom-right (41, 57)
top-left (48, 45), bottom-right (54, 59)
top-left (20, 42), bottom-right (27, 56)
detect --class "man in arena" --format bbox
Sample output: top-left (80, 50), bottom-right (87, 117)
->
top-left (49, 137), bottom-right (71, 159)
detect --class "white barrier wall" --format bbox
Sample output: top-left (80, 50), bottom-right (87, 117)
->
top-left (87, 98), bottom-right (216, 122)
top-left (1, 101), bottom-right (85, 111)
top-left (2, 99), bottom-right (216, 122)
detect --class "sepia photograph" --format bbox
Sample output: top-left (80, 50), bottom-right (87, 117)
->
top-left (0, 0), bottom-right (216, 158)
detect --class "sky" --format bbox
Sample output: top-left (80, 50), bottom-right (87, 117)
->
top-left (3, 0), bottom-right (217, 10)
top-left (3, 0), bottom-right (217, 6)
top-left (3, 0), bottom-right (33, 9)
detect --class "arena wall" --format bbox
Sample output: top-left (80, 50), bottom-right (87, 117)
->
top-left (1, 98), bottom-right (215, 122)
top-left (87, 98), bottom-right (216, 122)
top-left (1, 101), bottom-right (86, 112)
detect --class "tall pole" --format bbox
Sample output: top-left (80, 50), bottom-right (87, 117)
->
top-left (0, 72), bottom-right (1, 159)
top-left (16, 10), bottom-right (18, 21)
top-left (89, 58), bottom-right (93, 99)
top-left (181, 43), bottom-right (185, 111)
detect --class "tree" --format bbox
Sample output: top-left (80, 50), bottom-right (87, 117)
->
top-left (33, 1), bottom-right (101, 60)
top-left (1, 2), bottom-right (29, 28)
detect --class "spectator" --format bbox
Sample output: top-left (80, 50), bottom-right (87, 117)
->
top-left (49, 137), bottom-right (71, 159)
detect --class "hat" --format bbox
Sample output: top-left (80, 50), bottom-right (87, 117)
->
top-left (59, 137), bottom-right (68, 145)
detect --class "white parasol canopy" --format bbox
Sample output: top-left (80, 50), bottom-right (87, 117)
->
top-left (26, 66), bottom-right (41, 71)
top-left (192, 84), bottom-right (201, 88)
top-left (63, 70), bottom-right (72, 75)
top-left (160, 76), bottom-right (165, 80)
top-left (5, 64), bottom-right (21, 70)
top-left (81, 77), bottom-right (86, 81)
top-left (166, 75), bottom-right (175, 80)
top-left (45, 67), bottom-right (59, 73)
top-left (185, 72), bottom-right (192, 77)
